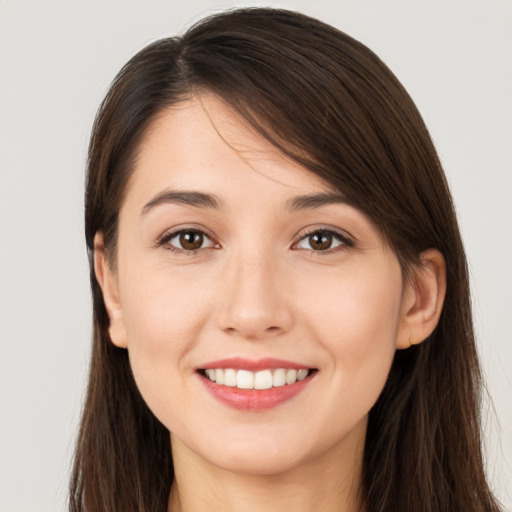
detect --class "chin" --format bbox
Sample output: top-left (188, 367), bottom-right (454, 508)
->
top-left (208, 443), bottom-right (308, 476)
top-left (183, 423), bottom-right (347, 477)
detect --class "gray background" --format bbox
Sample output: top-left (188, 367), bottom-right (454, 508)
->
top-left (1, 1), bottom-right (510, 510)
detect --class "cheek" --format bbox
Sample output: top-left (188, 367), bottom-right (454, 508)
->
top-left (300, 258), bottom-right (403, 348)
top-left (120, 260), bottom-right (213, 347)
top-left (298, 261), bottom-right (403, 411)
top-left (118, 262), bottom-right (215, 422)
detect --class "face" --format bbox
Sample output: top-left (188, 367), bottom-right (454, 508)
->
top-left (100, 94), bottom-right (411, 476)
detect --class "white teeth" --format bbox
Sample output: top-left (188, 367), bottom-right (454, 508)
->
top-left (224, 368), bottom-right (237, 387)
top-left (254, 370), bottom-right (273, 390)
top-left (203, 367), bottom-right (311, 389)
top-left (237, 369), bottom-right (254, 389)
top-left (272, 368), bottom-right (286, 387)
top-left (285, 369), bottom-right (297, 385)
top-left (297, 369), bottom-right (308, 381)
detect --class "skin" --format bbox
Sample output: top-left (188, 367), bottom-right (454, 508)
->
top-left (95, 94), bottom-right (446, 512)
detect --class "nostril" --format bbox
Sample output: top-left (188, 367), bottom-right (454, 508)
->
top-left (216, 301), bottom-right (293, 339)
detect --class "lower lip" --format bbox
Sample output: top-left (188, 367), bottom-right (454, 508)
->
top-left (199, 373), bottom-right (314, 411)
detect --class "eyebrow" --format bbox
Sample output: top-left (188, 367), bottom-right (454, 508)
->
top-left (141, 189), bottom-right (349, 215)
top-left (141, 190), bottom-right (223, 215)
top-left (286, 192), bottom-right (350, 211)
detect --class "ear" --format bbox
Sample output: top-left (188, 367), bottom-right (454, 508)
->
top-left (396, 249), bottom-right (446, 350)
top-left (93, 232), bottom-right (127, 348)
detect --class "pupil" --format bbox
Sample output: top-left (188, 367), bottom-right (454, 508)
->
top-left (180, 231), bottom-right (203, 250)
top-left (311, 233), bottom-right (331, 250)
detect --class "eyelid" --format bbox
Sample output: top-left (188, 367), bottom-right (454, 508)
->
top-left (155, 224), bottom-right (354, 254)
top-left (156, 225), bottom-right (220, 252)
top-left (292, 226), bottom-right (354, 252)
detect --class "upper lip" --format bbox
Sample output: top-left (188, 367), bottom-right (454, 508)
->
top-left (198, 357), bottom-right (314, 371)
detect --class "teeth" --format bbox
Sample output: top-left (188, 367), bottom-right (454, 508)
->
top-left (285, 369), bottom-right (297, 385)
top-left (237, 370), bottom-right (254, 389)
top-left (297, 369), bottom-right (308, 381)
top-left (203, 368), bottom-right (311, 389)
top-left (254, 370), bottom-right (272, 390)
top-left (224, 368), bottom-right (237, 387)
top-left (273, 368), bottom-right (286, 387)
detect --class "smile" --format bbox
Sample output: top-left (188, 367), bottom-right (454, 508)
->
top-left (197, 358), bottom-right (317, 411)
top-left (202, 368), bottom-right (311, 389)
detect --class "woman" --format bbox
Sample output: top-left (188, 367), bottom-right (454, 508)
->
top-left (70, 7), bottom-right (501, 512)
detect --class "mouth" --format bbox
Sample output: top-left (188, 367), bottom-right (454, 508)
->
top-left (196, 358), bottom-right (317, 411)
top-left (199, 367), bottom-right (314, 390)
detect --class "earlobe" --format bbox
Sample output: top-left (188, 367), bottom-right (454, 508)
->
top-left (396, 249), bottom-right (446, 350)
top-left (93, 232), bottom-right (128, 349)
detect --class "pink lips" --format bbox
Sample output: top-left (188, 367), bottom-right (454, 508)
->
top-left (200, 357), bottom-right (309, 371)
top-left (197, 357), bottom-right (315, 411)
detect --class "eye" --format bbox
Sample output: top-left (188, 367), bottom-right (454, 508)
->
top-left (295, 229), bottom-right (350, 252)
top-left (161, 229), bottom-right (216, 252)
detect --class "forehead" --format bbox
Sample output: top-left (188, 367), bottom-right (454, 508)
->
top-left (123, 94), bottom-right (335, 210)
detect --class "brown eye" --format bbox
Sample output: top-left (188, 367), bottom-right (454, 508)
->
top-left (309, 232), bottom-right (333, 250)
top-left (179, 231), bottom-right (204, 250)
top-left (165, 229), bottom-right (215, 252)
top-left (295, 230), bottom-right (346, 252)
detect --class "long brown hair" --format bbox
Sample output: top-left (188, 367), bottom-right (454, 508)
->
top-left (71, 7), bottom-right (501, 512)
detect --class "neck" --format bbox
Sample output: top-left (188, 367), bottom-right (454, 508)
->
top-left (168, 420), bottom-right (366, 512)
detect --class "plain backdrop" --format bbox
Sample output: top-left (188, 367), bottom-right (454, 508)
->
top-left (0, 1), bottom-right (510, 510)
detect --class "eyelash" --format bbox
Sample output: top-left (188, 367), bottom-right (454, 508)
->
top-left (156, 228), bottom-right (217, 256)
top-left (293, 228), bottom-right (354, 254)
top-left (156, 227), bottom-right (354, 256)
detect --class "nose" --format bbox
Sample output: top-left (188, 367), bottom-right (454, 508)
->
top-left (216, 249), bottom-right (293, 340)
